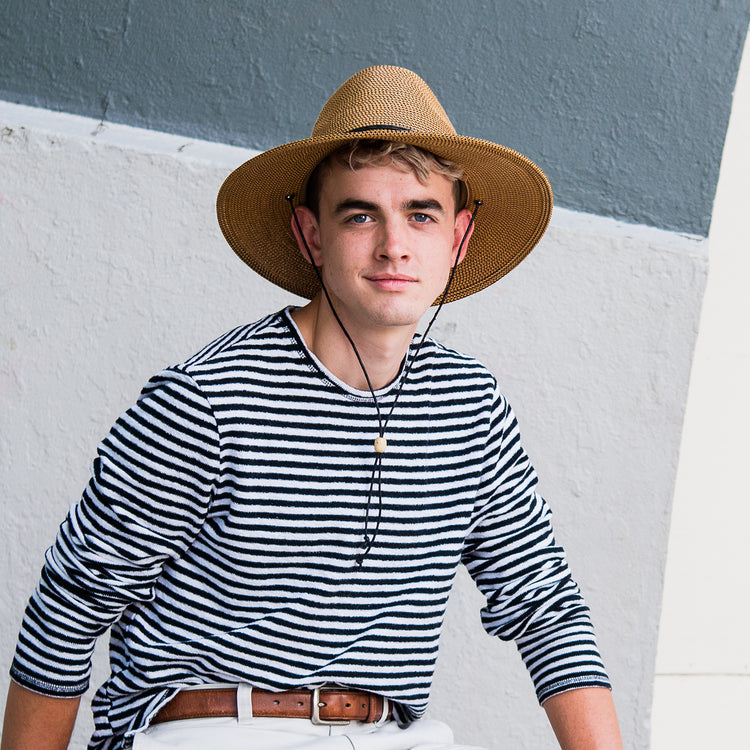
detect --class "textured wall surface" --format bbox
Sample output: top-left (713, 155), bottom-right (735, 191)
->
top-left (1, 0), bottom-right (748, 236)
top-left (0, 103), bottom-right (707, 749)
top-left (651, 30), bottom-right (750, 749)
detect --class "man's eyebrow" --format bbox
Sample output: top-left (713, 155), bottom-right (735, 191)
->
top-left (333, 199), bottom-right (380, 216)
top-left (404, 199), bottom-right (445, 213)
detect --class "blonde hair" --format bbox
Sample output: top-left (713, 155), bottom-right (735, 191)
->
top-left (304, 140), bottom-right (468, 216)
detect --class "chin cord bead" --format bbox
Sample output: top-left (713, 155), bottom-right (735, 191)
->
top-left (374, 436), bottom-right (387, 453)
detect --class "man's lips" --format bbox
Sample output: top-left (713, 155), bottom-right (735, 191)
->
top-left (366, 274), bottom-right (417, 290)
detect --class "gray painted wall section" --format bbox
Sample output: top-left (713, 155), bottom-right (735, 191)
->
top-left (1, 0), bottom-right (748, 236)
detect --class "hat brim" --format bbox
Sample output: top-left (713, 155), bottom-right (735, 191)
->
top-left (216, 129), bottom-right (552, 304)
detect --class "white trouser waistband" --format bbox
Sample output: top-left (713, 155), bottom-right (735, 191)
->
top-left (131, 715), bottom-right (488, 750)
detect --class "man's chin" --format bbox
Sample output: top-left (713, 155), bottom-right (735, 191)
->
top-left (365, 304), bottom-right (430, 331)
top-left (325, 290), bottom-right (436, 334)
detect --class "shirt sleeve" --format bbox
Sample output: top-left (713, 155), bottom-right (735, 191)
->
top-left (10, 368), bottom-right (221, 697)
top-left (462, 385), bottom-right (611, 704)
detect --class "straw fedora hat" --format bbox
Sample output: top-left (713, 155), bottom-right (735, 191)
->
top-left (216, 65), bottom-right (552, 303)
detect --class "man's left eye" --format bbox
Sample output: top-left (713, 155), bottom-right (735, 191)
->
top-left (413, 213), bottom-right (431, 223)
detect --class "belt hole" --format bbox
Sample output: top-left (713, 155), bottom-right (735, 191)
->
top-left (345, 702), bottom-right (351, 708)
top-left (273, 700), bottom-right (280, 705)
top-left (297, 701), bottom-right (303, 706)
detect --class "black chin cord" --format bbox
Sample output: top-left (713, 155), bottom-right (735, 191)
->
top-left (286, 195), bottom-right (481, 565)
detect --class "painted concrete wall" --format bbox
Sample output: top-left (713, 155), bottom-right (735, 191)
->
top-left (2, 1), bottom-right (748, 236)
top-left (650, 28), bottom-right (750, 750)
top-left (0, 102), bottom-right (706, 748)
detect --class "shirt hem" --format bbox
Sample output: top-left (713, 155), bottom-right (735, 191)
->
top-left (537, 676), bottom-right (612, 706)
top-left (9, 666), bottom-right (89, 698)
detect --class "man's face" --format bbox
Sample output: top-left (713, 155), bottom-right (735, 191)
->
top-left (296, 162), bottom-right (473, 338)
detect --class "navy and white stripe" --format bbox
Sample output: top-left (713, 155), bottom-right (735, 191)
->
top-left (11, 308), bottom-right (610, 749)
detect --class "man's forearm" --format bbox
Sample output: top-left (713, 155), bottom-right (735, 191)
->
top-left (543, 687), bottom-right (622, 750)
top-left (1, 681), bottom-right (80, 750)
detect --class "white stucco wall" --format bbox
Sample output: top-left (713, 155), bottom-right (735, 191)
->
top-left (0, 103), bottom-right (707, 749)
top-left (650, 26), bottom-right (750, 750)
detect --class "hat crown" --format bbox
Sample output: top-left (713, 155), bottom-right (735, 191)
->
top-left (312, 65), bottom-right (457, 138)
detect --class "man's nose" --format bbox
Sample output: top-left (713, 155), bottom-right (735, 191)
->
top-left (377, 221), bottom-right (410, 260)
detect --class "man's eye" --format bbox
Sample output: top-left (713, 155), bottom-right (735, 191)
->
top-left (349, 214), bottom-right (370, 224)
top-left (413, 213), bottom-right (432, 223)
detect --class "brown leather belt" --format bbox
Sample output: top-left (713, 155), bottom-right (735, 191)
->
top-left (152, 687), bottom-right (391, 726)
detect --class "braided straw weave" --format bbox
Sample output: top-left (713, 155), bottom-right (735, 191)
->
top-left (216, 65), bottom-right (552, 303)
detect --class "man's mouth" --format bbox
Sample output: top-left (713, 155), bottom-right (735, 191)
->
top-left (366, 274), bottom-right (417, 290)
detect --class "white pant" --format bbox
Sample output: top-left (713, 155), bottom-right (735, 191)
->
top-left (131, 716), bottom-right (487, 750)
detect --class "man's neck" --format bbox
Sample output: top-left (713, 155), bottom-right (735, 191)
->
top-left (290, 296), bottom-right (417, 391)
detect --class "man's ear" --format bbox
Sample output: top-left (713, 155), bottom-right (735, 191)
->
top-left (452, 208), bottom-right (475, 265)
top-left (290, 206), bottom-right (323, 267)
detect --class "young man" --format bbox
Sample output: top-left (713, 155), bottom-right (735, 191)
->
top-left (2, 66), bottom-right (622, 749)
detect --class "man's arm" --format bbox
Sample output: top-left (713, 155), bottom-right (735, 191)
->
top-left (543, 687), bottom-right (622, 750)
top-left (4, 370), bottom-right (221, 750)
top-left (1, 681), bottom-right (80, 750)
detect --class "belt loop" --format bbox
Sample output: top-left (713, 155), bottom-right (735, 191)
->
top-left (374, 696), bottom-right (390, 727)
top-left (237, 683), bottom-right (254, 725)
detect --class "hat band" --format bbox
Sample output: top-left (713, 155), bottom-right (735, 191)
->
top-left (347, 124), bottom-right (413, 133)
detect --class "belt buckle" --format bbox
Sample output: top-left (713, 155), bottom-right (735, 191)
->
top-left (311, 687), bottom-right (350, 726)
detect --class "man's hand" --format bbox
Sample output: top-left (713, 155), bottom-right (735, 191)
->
top-left (1, 681), bottom-right (80, 750)
top-left (543, 687), bottom-right (622, 749)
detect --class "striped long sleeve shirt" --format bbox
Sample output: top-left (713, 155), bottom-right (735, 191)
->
top-left (10, 308), bottom-right (610, 749)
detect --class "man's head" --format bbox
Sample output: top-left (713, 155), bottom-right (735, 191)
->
top-left (288, 149), bottom-right (475, 334)
top-left (216, 65), bottom-right (552, 303)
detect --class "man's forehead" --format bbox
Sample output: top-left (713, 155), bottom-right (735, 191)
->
top-left (318, 161), bottom-right (455, 201)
